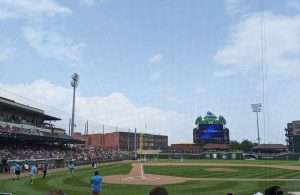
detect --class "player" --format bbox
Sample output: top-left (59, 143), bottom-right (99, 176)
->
top-left (94, 160), bottom-right (97, 169)
top-left (43, 163), bottom-right (48, 179)
top-left (92, 160), bottom-right (95, 169)
top-left (69, 161), bottom-right (75, 177)
top-left (29, 164), bottom-right (37, 185)
top-left (1, 156), bottom-right (8, 174)
top-left (24, 162), bottom-right (29, 172)
top-left (91, 170), bottom-right (102, 195)
top-left (14, 162), bottom-right (21, 180)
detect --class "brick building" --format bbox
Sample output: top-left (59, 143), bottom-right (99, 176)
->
top-left (74, 131), bottom-right (168, 151)
top-left (285, 120), bottom-right (300, 153)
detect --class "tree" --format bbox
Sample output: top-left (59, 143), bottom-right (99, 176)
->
top-left (218, 116), bottom-right (227, 125)
top-left (207, 111), bottom-right (214, 115)
top-left (194, 112), bottom-right (227, 126)
top-left (204, 111), bottom-right (217, 124)
top-left (240, 139), bottom-right (255, 152)
top-left (195, 116), bottom-right (202, 126)
top-left (230, 140), bottom-right (240, 151)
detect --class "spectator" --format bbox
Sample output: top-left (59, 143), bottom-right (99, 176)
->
top-left (149, 186), bottom-right (169, 195)
top-left (265, 186), bottom-right (283, 195)
top-left (91, 170), bottom-right (102, 195)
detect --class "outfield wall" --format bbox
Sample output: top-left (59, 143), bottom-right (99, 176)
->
top-left (139, 152), bottom-right (300, 161)
top-left (260, 153), bottom-right (300, 161)
top-left (139, 152), bottom-right (244, 160)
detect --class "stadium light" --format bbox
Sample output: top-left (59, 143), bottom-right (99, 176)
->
top-left (251, 103), bottom-right (262, 145)
top-left (70, 73), bottom-right (79, 136)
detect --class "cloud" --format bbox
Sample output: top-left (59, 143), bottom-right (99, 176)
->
top-left (0, 47), bottom-right (15, 62)
top-left (0, 79), bottom-right (193, 144)
top-left (149, 53), bottom-right (163, 65)
top-left (287, 1), bottom-right (300, 10)
top-left (214, 12), bottom-right (300, 77)
top-left (0, 0), bottom-right (72, 20)
top-left (80, 0), bottom-right (110, 6)
top-left (22, 26), bottom-right (86, 61)
top-left (213, 70), bottom-right (235, 77)
top-left (148, 53), bottom-right (163, 81)
top-left (224, 0), bottom-right (249, 15)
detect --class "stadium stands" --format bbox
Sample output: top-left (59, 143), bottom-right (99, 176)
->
top-left (0, 97), bottom-right (131, 175)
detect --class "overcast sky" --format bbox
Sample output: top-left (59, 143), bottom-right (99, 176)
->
top-left (0, 0), bottom-right (299, 144)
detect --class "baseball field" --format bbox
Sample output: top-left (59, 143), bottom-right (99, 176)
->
top-left (1, 159), bottom-right (300, 195)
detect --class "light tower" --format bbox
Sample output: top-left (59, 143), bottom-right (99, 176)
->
top-left (70, 73), bottom-right (79, 136)
top-left (251, 103), bottom-right (262, 145)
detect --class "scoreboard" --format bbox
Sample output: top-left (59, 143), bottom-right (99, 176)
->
top-left (194, 124), bottom-right (229, 144)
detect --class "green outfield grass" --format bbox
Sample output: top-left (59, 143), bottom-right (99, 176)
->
top-left (0, 162), bottom-right (300, 195)
top-left (154, 158), bottom-right (300, 165)
top-left (144, 165), bottom-right (300, 179)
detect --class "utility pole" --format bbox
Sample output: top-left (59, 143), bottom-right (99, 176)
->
top-left (128, 128), bottom-right (130, 152)
top-left (68, 118), bottom-right (71, 135)
top-left (102, 125), bottom-right (105, 149)
top-left (134, 128), bottom-right (137, 159)
top-left (86, 120), bottom-right (89, 135)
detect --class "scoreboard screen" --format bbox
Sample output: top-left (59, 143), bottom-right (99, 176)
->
top-left (194, 123), bottom-right (229, 144)
top-left (200, 129), bottom-right (224, 138)
top-left (198, 124), bottom-right (224, 139)
top-left (198, 124), bottom-right (223, 130)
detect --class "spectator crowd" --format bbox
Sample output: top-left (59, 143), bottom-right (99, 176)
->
top-left (0, 145), bottom-right (131, 174)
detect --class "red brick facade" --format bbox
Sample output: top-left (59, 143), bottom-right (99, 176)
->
top-left (73, 132), bottom-right (120, 149)
top-left (73, 131), bottom-right (168, 151)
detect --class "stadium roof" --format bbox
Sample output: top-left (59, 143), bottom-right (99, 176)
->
top-left (0, 97), bottom-right (61, 121)
top-left (252, 144), bottom-right (288, 150)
